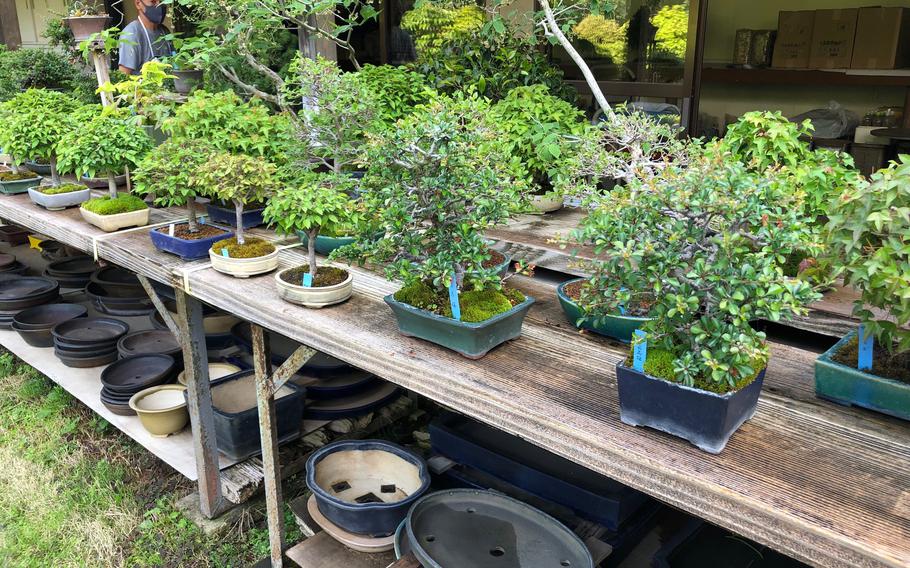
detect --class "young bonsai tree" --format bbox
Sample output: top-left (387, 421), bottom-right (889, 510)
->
top-left (0, 89), bottom-right (80, 183)
top-left (355, 64), bottom-right (436, 129)
top-left (57, 109), bottom-right (153, 197)
top-left (97, 60), bottom-right (175, 128)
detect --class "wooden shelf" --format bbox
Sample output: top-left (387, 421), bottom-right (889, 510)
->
top-left (701, 65), bottom-right (910, 88)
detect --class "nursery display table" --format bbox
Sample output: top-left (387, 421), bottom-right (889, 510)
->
top-left (0, 192), bottom-right (907, 568)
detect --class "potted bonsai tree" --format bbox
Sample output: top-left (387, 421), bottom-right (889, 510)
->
top-left (98, 60), bottom-right (176, 145)
top-left (198, 152), bottom-right (278, 278)
top-left (340, 94), bottom-right (532, 359)
top-left (817, 157), bottom-right (910, 421)
top-left (263, 170), bottom-right (361, 308)
top-left (133, 138), bottom-right (233, 259)
top-left (63, 0), bottom-right (109, 41)
top-left (589, 150), bottom-right (819, 453)
top-left (164, 34), bottom-right (211, 94)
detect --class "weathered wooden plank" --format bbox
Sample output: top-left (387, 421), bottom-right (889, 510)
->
top-left (284, 531), bottom-right (397, 568)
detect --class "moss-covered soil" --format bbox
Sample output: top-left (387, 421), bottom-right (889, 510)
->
top-left (626, 348), bottom-right (762, 395)
top-left (82, 195), bottom-right (148, 215)
top-left (395, 281), bottom-right (526, 323)
top-left (212, 237), bottom-right (276, 259)
top-left (280, 265), bottom-right (348, 287)
top-left (564, 279), bottom-right (652, 317)
top-left (156, 223), bottom-right (227, 240)
top-left (832, 336), bottom-right (910, 384)
top-left (38, 183), bottom-right (88, 195)
top-left (0, 170), bottom-right (38, 181)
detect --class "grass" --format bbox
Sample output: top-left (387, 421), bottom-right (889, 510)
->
top-left (82, 195), bottom-right (148, 215)
top-left (0, 350), bottom-right (301, 567)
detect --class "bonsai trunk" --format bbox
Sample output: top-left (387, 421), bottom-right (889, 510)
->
top-left (307, 228), bottom-right (319, 277)
top-left (9, 156), bottom-right (19, 175)
top-left (186, 199), bottom-right (198, 233)
top-left (49, 156), bottom-right (61, 187)
top-left (233, 199), bottom-right (245, 245)
top-left (106, 172), bottom-right (118, 198)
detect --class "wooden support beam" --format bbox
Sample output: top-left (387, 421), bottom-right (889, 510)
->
top-left (269, 345), bottom-right (317, 395)
top-left (0, 0), bottom-right (21, 49)
top-left (137, 274), bottom-right (183, 342)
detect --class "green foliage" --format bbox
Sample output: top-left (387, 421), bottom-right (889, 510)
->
top-left (825, 156), bottom-right (910, 353)
top-left (57, 110), bottom-right (153, 180)
top-left (355, 64), bottom-right (436, 127)
top-left (575, 151), bottom-right (820, 391)
top-left (132, 138), bottom-right (215, 227)
top-left (0, 89), bottom-right (81, 183)
top-left (573, 15), bottom-right (627, 63)
top-left (197, 152), bottom-right (277, 244)
top-left (98, 61), bottom-right (175, 128)
top-left (38, 183), bottom-right (87, 195)
top-left (0, 47), bottom-right (88, 102)
top-left (81, 194), bottom-right (148, 215)
top-left (401, 2), bottom-right (485, 56)
top-left (393, 280), bottom-right (522, 322)
top-left (651, 4), bottom-right (688, 60)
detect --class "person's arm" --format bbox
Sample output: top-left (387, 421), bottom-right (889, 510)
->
top-left (118, 25), bottom-right (141, 76)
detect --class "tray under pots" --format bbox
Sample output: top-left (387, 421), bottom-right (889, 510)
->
top-left (307, 440), bottom-right (431, 538)
top-left (100, 354), bottom-right (175, 396)
top-left (52, 317), bottom-right (129, 346)
top-left (0, 277), bottom-right (60, 310)
top-left (117, 330), bottom-right (181, 359)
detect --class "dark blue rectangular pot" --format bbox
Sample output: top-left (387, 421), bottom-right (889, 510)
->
top-left (429, 412), bottom-right (650, 530)
top-left (204, 202), bottom-right (265, 229)
top-left (148, 224), bottom-right (233, 260)
top-left (616, 363), bottom-right (765, 454)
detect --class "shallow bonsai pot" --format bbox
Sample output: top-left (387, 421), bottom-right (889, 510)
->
top-left (172, 69), bottom-right (204, 94)
top-left (204, 202), bottom-right (265, 229)
top-left (557, 279), bottom-right (651, 343)
top-left (296, 231), bottom-right (356, 256)
top-left (306, 440), bottom-right (431, 537)
top-left (384, 294), bottom-right (535, 359)
top-left (209, 247), bottom-right (278, 278)
top-left (63, 15), bottom-right (109, 41)
top-left (530, 193), bottom-right (564, 214)
top-left (616, 363), bottom-right (766, 454)
top-left (275, 267), bottom-right (353, 308)
top-left (815, 330), bottom-right (910, 421)
top-left (11, 321), bottom-right (56, 347)
top-left (80, 207), bottom-right (150, 232)
top-left (28, 186), bottom-right (91, 211)
top-left (129, 384), bottom-right (189, 438)
top-left (149, 225), bottom-right (233, 260)
top-left (0, 175), bottom-right (42, 195)
top-left (80, 174), bottom-right (127, 188)
top-left (24, 161), bottom-right (52, 175)
top-left (210, 370), bottom-right (305, 460)
top-left (177, 361), bottom-right (242, 385)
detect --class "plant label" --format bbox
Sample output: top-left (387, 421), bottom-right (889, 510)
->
top-left (302, 273), bottom-right (313, 287)
top-left (221, 248), bottom-right (229, 258)
top-left (448, 275), bottom-right (461, 321)
top-left (633, 329), bottom-right (647, 372)
top-left (168, 224), bottom-right (175, 236)
top-left (199, 216), bottom-right (206, 225)
top-left (619, 287), bottom-right (627, 315)
top-left (858, 324), bottom-right (873, 371)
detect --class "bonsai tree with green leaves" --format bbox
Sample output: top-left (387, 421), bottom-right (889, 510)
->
top-left (355, 64), bottom-right (436, 129)
top-left (0, 89), bottom-right (80, 183)
top-left (97, 60), bottom-right (176, 129)
top-left (57, 109), bottom-right (153, 197)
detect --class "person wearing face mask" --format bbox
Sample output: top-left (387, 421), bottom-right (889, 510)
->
top-left (118, 0), bottom-right (174, 75)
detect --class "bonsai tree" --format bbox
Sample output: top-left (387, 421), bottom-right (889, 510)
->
top-left (57, 109), bottom-right (153, 197)
top-left (97, 60), bottom-right (176, 129)
top-left (0, 89), bottom-right (81, 185)
top-left (355, 64), bottom-right (436, 128)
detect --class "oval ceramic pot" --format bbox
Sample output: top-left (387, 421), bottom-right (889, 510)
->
top-left (172, 69), bottom-right (204, 94)
top-left (80, 207), bottom-right (150, 232)
top-left (63, 15), bottom-right (109, 41)
top-left (209, 247), bottom-right (278, 278)
top-left (616, 363), bottom-right (766, 454)
top-left (177, 361), bottom-right (242, 385)
top-left (80, 174), bottom-right (127, 189)
top-left (24, 161), bottom-right (52, 175)
top-left (530, 193), bottom-right (564, 214)
top-left (385, 294), bottom-right (535, 359)
top-left (275, 267), bottom-right (353, 308)
top-left (557, 279), bottom-right (652, 343)
top-left (149, 225), bottom-right (233, 260)
top-left (129, 384), bottom-right (189, 437)
top-left (0, 175), bottom-right (42, 195)
top-left (306, 440), bottom-right (431, 537)
top-left (296, 231), bottom-right (356, 256)
top-left (204, 203), bottom-right (265, 229)
top-left (28, 186), bottom-right (91, 211)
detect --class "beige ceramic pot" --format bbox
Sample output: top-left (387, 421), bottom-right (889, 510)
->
top-left (530, 193), bottom-right (564, 214)
top-left (177, 362), bottom-right (242, 386)
top-left (275, 267), bottom-right (353, 308)
top-left (129, 384), bottom-right (189, 438)
top-left (80, 207), bottom-right (150, 232)
top-left (209, 247), bottom-right (279, 278)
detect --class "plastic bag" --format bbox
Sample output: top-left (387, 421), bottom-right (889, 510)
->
top-left (791, 101), bottom-right (859, 139)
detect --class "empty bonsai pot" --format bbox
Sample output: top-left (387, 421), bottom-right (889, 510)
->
top-left (80, 206), bottom-right (150, 232)
top-left (172, 69), bottom-right (204, 94)
top-left (90, 266), bottom-right (142, 297)
top-left (129, 384), bottom-right (189, 437)
top-left (384, 294), bottom-right (535, 359)
top-left (12, 303), bottom-right (88, 347)
top-left (149, 223), bottom-right (233, 260)
top-left (209, 247), bottom-right (279, 278)
top-left (557, 279), bottom-right (652, 343)
top-left (210, 370), bottom-right (305, 460)
top-left (52, 317), bottom-right (129, 346)
top-left (815, 330), bottom-right (910, 421)
top-left (616, 363), bottom-right (766, 454)
top-left (530, 193), bottom-right (564, 213)
top-left (204, 202), bottom-right (265, 229)
top-left (63, 15), bottom-right (109, 41)
top-left (86, 282), bottom-right (152, 316)
top-left (0, 225), bottom-right (30, 245)
top-left (177, 361), bottom-right (242, 385)
top-left (0, 174), bottom-right (42, 195)
top-left (24, 160), bottom-right (52, 175)
top-left (118, 329), bottom-right (181, 358)
top-left (11, 321), bottom-right (57, 347)
top-left (307, 440), bottom-right (431, 537)
top-left (100, 354), bottom-right (176, 396)
top-left (80, 173), bottom-right (127, 188)
top-left (275, 266), bottom-right (353, 308)
top-left (0, 277), bottom-right (60, 310)
top-left (28, 185), bottom-right (91, 211)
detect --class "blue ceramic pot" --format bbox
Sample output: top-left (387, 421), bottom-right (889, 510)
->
top-left (149, 224), bottom-right (233, 260)
top-left (204, 202), bottom-right (265, 229)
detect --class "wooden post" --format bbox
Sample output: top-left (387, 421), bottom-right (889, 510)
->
top-left (175, 288), bottom-right (229, 519)
top-left (0, 0), bottom-right (21, 49)
top-left (87, 37), bottom-right (114, 107)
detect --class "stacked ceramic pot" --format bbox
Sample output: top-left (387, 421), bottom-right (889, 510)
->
top-left (100, 354), bottom-right (176, 416)
top-left (117, 329), bottom-right (181, 359)
top-left (0, 276), bottom-right (61, 329)
top-left (0, 253), bottom-right (27, 276)
top-left (0, 225), bottom-right (29, 246)
top-left (11, 304), bottom-right (88, 347)
top-left (51, 317), bottom-right (129, 367)
top-left (44, 255), bottom-right (97, 289)
top-left (87, 266), bottom-right (152, 316)
top-left (151, 299), bottom-right (239, 353)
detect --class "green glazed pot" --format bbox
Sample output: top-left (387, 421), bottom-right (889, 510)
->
top-left (297, 231), bottom-right (356, 256)
top-left (815, 330), bottom-right (910, 421)
top-left (556, 279), bottom-right (651, 344)
top-left (0, 175), bottom-right (42, 195)
top-left (385, 294), bottom-right (535, 359)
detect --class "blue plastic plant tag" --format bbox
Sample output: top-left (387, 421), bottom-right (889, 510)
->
top-left (302, 273), bottom-right (313, 287)
top-left (448, 275), bottom-right (461, 321)
top-left (858, 324), bottom-right (873, 371)
top-left (221, 247), bottom-right (229, 258)
top-left (199, 216), bottom-right (206, 225)
top-left (632, 329), bottom-right (647, 372)
top-left (618, 287), bottom-right (627, 315)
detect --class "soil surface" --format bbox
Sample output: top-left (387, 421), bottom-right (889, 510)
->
top-left (481, 250), bottom-right (506, 269)
top-left (564, 279), bottom-right (651, 317)
top-left (832, 336), bottom-right (910, 383)
top-left (280, 265), bottom-right (349, 287)
top-left (155, 223), bottom-right (227, 240)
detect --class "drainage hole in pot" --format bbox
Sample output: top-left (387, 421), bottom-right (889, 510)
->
top-left (425, 535), bottom-right (435, 543)
top-left (354, 492), bottom-right (383, 504)
top-left (380, 484), bottom-right (396, 494)
top-left (561, 562), bottom-right (571, 567)
top-left (490, 547), bottom-right (505, 557)
top-left (466, 507), bottom-right (476, 513)
top-left (331, 481), bottom-right (350, 493)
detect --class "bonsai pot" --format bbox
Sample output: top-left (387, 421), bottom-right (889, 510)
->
top-left (172, 69), bottom-right (204, 94)
top-left (815, 330), bottom-right (910, 421)
top-left (63, 15), bottom-right (109, 41)
top-left (24, 160), bottom-right (52, 175)
top-left (204, 202), bottom-right (265, 229)
top-left (557, 279), bottom-right (651, 343)
top-left (297, 231), bottom-right (356, 256)
top-left (384, 294), bottom-right (535, 359)
top-left (177, 362), bottom-right (242, 385)
top-left (129, 384), bottom-right (189, 438)
top-left (210, 370), bottom-right (305, 460)
top-left (306, 440), bottom-right (431, 537)
top-left (530, 193), bottom-right (564, 214)
top-left (275, 266), bottom-right (353, 308)
top-left (80, 206), bottom-right (150, 232)
top-left (209, 246), bottom-right (278, 278)
top-left (149, 224), bottom-right (233, 260)
top-left (616, 363), bottom-right (766, 454)
top-left (28, 186), bottom-right (91, 211)
top-left (0, 175), bottom-right (42, 195)
top-left (80, 174), bottom-right (127, 188)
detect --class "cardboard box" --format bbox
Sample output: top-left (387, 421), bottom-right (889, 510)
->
top-left (772, 11), bottom-right (815, 68)
top-left (809, 9), bottom-right (858, 69)
top-left (851, 7), bottom-right (910, 69)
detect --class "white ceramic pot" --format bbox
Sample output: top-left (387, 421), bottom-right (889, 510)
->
top-left (530, 193), bottom-right (564, 214)
top-left (28, 186), bottom-right (91, 211)
top-left (275, 267), bottom-right (354, 308)
top-left (129, 384), bottom-right (189, 438)
top-left (209, 246), bottom-right (279, 278)
top-left (80, 207), bottom-right (150, 232)
top-left (177, 361), bottom-right (242, 385)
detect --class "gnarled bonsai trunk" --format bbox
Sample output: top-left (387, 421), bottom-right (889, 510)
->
top-left (233, 199), bottom-right (245, 245)
top-left (186, 199), bottom-right (198, 233)
top-left (49, 156), bottom-right (61, 187)
top-left (307, 228), bottom-right (319, 278)
top-left (106, 171), bottom-right (118, 198)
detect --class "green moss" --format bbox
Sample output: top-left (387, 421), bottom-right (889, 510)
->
top-left (0, 170), bottom-right (38, 181)
top-left (452, 289), bottom-right (513, 323)
top-left (394, 281), bottom-right (441, 312)
top-left (395, 281), bottom-right (521, 323)
top-left (81, 194), bottom-right (148, 215)
top-left (39, 184), bottom-right (87, 196)
top-left (642, 349), bottom-right (677, 380)
top-left (626, 348), bottom-right (762, 395)
top-left (212, 237), bottom-right (276, 259)
top-left (502, 287), bottom-right (526, 306)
